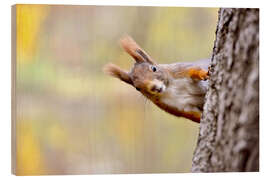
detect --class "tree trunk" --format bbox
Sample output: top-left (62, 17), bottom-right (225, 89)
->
top-left (191, 8), bottom-right (259, 172)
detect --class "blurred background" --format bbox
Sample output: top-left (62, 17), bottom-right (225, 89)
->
top-left (15, 5), bottom-right (218, 175)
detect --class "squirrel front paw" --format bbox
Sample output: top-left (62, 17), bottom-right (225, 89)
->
top-left (188, 68), bottom-right (209, 81)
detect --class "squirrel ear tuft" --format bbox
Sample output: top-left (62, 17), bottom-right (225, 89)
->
top-left (120, 35), bottom-right (143, 63)
top-left (103, 63), bottom-right (133, 85)
top-left (120, 35), bottom-right (156, 64)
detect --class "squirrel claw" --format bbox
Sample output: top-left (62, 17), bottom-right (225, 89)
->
top-left (200, 71), bottom-right (209, 81)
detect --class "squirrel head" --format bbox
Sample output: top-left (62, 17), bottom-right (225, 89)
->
top-left (103, 36), bottom-right (170, 98)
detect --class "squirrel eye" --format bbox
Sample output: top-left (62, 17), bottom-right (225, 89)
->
top-left (151, 66), bottom-right (157, 72)
top-left (136, 87), bottom-right (141, 91)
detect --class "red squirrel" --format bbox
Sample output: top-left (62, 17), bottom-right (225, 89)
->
top-left (103, 36), bottom-right (210, 123)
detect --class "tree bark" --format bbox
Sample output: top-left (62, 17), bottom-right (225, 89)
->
top-left (191, 8), bottom-right (259, 172)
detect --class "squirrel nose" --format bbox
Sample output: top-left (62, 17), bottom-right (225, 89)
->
top-left (150, 85), bottom-right (163, 93)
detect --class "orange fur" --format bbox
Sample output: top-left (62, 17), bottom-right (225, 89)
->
top-left (187, 68), bottom-right (209, 80)
top-left (120, 36), bottom-right (156, 64)
top-left (166, 65), bottom-right (209, 81)
top-left (154, 99), bottom-right (201, 123)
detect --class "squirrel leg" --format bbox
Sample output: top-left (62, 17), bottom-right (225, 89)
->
top-left (180, 111), bottom-right (201, 123)
top-left (187, 68), bottom-right (209, 81)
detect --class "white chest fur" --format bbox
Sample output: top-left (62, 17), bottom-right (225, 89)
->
top-left (160, 78), bottom-right (208, 113)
